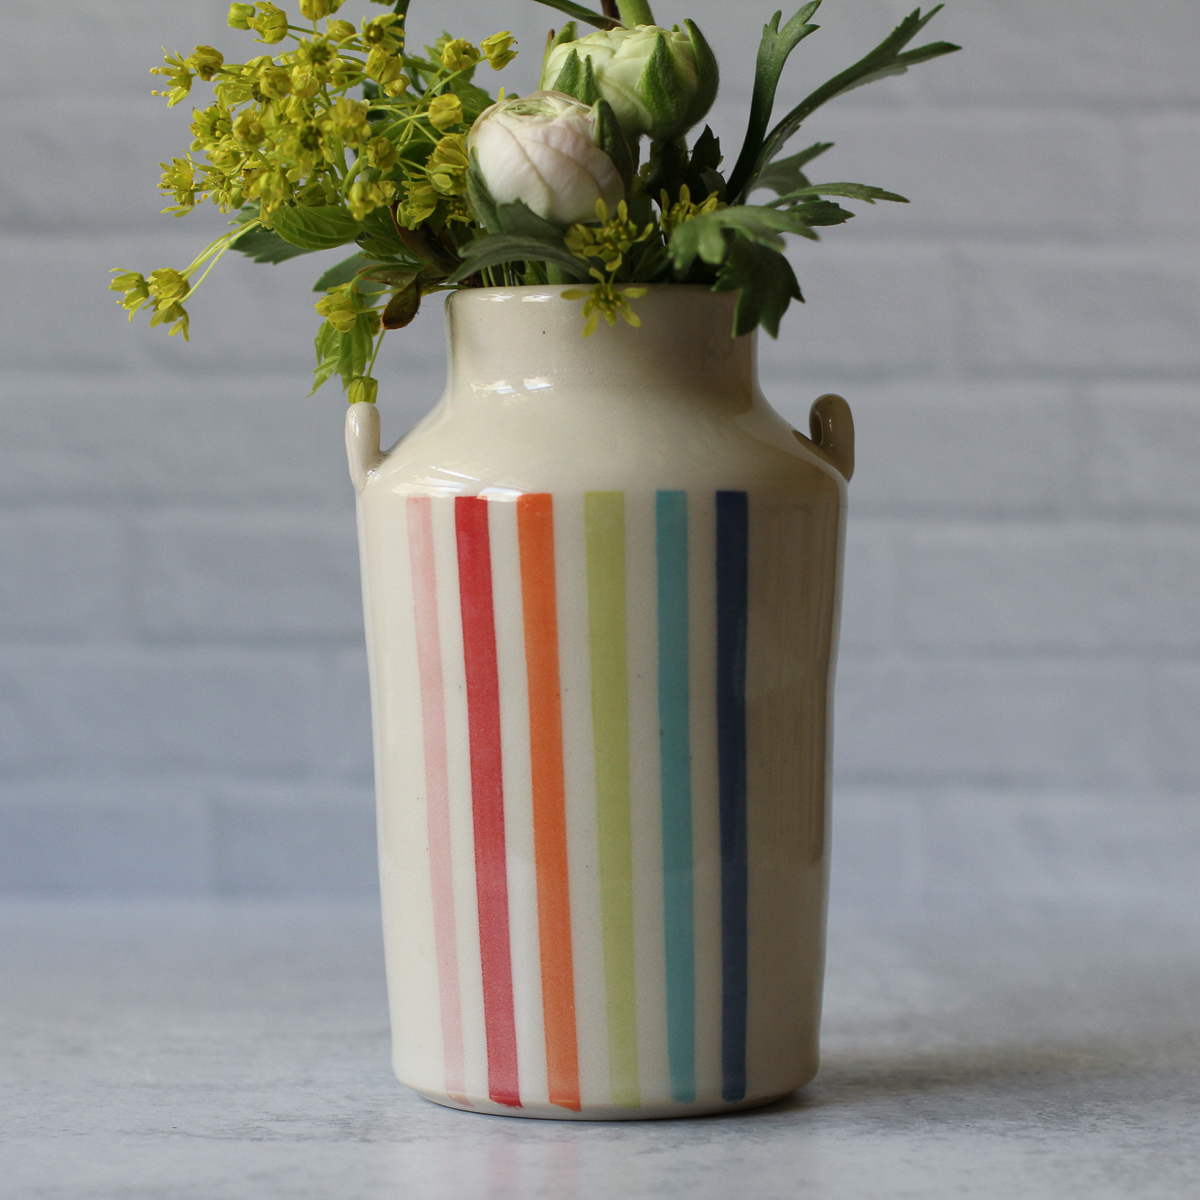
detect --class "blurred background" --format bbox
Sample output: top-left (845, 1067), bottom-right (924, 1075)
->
top-left (1, 0), bottom-right (1198, 908)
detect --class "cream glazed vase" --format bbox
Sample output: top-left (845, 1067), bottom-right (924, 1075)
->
top-left (345, 284), bottom-right (854, 1121)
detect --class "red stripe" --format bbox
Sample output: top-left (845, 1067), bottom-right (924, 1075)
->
top-left (455, 496), bottom-right (521, 1108)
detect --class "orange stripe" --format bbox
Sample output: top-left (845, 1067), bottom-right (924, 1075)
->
top-left (517, 494), bottom-right (581, 1112)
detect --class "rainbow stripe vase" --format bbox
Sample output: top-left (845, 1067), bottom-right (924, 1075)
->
top-left (346, 285), bottom-right (854, 1120)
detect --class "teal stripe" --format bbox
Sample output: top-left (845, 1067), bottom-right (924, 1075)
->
top-left (656, 491), bottom-right (696, 1104)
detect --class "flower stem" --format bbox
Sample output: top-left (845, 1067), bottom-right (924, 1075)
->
top-left (616, 0), bottom-right (655, 26)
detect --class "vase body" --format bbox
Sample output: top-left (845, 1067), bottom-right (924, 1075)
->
top-left (347, 286), bottom-right (852, 1120)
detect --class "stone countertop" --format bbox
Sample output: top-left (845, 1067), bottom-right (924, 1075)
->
top-left (4, 896), bottom-right (1199, 1200)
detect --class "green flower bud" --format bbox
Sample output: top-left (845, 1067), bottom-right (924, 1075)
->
top-left (232, 111), bottom-right (266, 146)
top-left (365, 46), bottom-right (404, 85)
top-left (426, 93), bottom-right (463, 132)
top-left (290, 63), bottom-right (322, 99)
top-left (249, 3), bottom-right (288, 45)
top-left (427, 133), bottom-right (469, 197)
top-left (228, 4), bottom-right (255, 30)
top-left (322, 96), bottom-right (370, 145)
top-left (299, 0), bottom-right (343, 20)
top-left (347, 178), bottom-right (396, 221)
top-left (187, 45), bottom-right (224, 81)
top-left (256, 63), bottom-right (292, 100)
top-left (480, 31), bottom-right (517, 72)
top-left (441, 38), bottom-right (480, 72)
top-left (347, 377), bottom-right (379, 405)
top-left (361, 14), bottom-right (403, 54)
top-left (148, 268), bottom-right (189, 305)
top-left (366, 135), bottom-right (399, 172)
top-left (540, 21), bottom-right (718, 142)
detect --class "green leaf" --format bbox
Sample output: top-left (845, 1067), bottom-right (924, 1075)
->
top-left (668, 205), bottom-right (816, 276)
top-left (494, 200), bottom-right (571, 241)
top-left (381, 267), bottom-right (443, 330)
top-left (467, 156), bottom-right (501, 233)
top-left (269, 205), bottom-right (362, 252)
top-left (313, 254), bottom-right (371, 293)
top-left (444, 75), bottom-right (497, 125)
top-left (770, 182), bottom-right (909, 206)
top-left (753, 141), bottom-right (833, 196)
top-left (714, 236), bottom-right (804, 339)
top-left (450, 234), bottom-right (593, 283)
top-left (744, 7), bottom-right (960, 197)
top-left (792, 198), bottom-right (855, 227)
top-left (527, 0), bottom-right (618, 31)
top-left (356, 208), bottom-right (411, 259)
top-left (310, 314), bottom-right (376, 396)
top-left (726, 4), bottom-right (823, 202)
top-left (230, 226), bottom-right (316, 264)
top-left (594, 98), bottom-right (635, 194)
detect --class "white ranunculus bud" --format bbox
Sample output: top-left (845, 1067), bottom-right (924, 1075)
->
top-left (540, 22), bottom-right (718, 142)
top-left (467, 91), bottom-right (624, 226)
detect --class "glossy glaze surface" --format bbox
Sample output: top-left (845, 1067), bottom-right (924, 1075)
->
top-left (347, 286), bottom-right (853, 1118)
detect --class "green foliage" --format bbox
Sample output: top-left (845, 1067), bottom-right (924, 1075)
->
top-left (726, 4), bottom-right (822, 202)
top-left (311, 308), bottom-right (378, 395)
top-left (770, 182), bottom-right (909, 207)
top-left (452, 234), bottom-right (594, 284)
top-left (229, 225), bottom-right (315, 264)
top-left (528, 0), bottom-right (619, 30)
top-left (115, 0), bottom-right (962, 385)
top-left (745, 7), bottom-right (960, 197)
top-left (669, 206), bottom-right (819, 276)
top-left (715, 236), bottom-right (804, 338)
top-left (269, 205), bottom-right (363, 252)
top-left (313, 254), bottom-right (373, 293)
top-left (753, 141), bottom-right (833, 196)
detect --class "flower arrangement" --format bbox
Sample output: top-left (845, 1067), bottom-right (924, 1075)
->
top-left (110, 0), bottom-right (958, 402)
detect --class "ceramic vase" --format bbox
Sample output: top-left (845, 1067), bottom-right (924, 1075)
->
top-left (345, 285), bottom-right (854, 1120)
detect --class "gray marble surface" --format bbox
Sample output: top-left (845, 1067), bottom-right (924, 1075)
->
top-left (4, 894), bottom-right (1199, 1200)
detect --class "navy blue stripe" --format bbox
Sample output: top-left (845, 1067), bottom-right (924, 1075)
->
top-left (715, 491), bottom-right (749, 1104)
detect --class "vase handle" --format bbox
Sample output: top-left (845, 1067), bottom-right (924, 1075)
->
top-left (800, 393), bottom-right (855, 483)
top-left (346, 402), bottom-right (383, 494)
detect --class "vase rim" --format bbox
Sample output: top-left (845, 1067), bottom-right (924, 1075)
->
top-left (447, 282), bottom-right (737, 307)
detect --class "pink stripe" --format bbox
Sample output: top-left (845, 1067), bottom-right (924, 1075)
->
top-left (407, 497), bottom-right (469, 1105)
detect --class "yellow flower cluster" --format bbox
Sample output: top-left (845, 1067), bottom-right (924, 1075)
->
top-left (564, 200), bottom-right (655, 336)
top-left (109, 267), bottom-right (192, 340)
top-left (121, 1), bottom-right (520, 399)
top-left (659, 184), bottom-right (724, 236)
top-left (149, 2), bottom-right (515, 228)
top-left (566, 199), bottom-right (655, 273)
top-left (563, 275), bottom-right (650, 338)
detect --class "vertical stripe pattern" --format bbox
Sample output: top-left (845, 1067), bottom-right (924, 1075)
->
top-left (715, 491), bottom-right (750, 1104)
top-left (656, 492), bottom-right (696, 1104)
top-left (397, 488), bottom-right (804, 1112)
top-left (517, 495), bottom-right (582, 1112)
top-left (584, 492), bottom-right (640, 1108)
top-left (406, 497), bottom-right (469, 1105)
top-left (455, 497), bottom-right (521, 1109)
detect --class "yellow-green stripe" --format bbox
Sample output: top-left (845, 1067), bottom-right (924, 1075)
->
top-left (585, 491), bottom-right (640, 1107)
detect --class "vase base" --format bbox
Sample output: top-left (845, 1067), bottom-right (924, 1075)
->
top-left (404, 1081), bottom-right (804, 1121)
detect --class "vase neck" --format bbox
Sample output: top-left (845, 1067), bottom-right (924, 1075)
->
top-left (443, 286), bottom-right (757, 415)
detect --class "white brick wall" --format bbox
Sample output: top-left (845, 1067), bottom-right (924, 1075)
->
top-left (1, 0), bottom-right (1198, 895)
